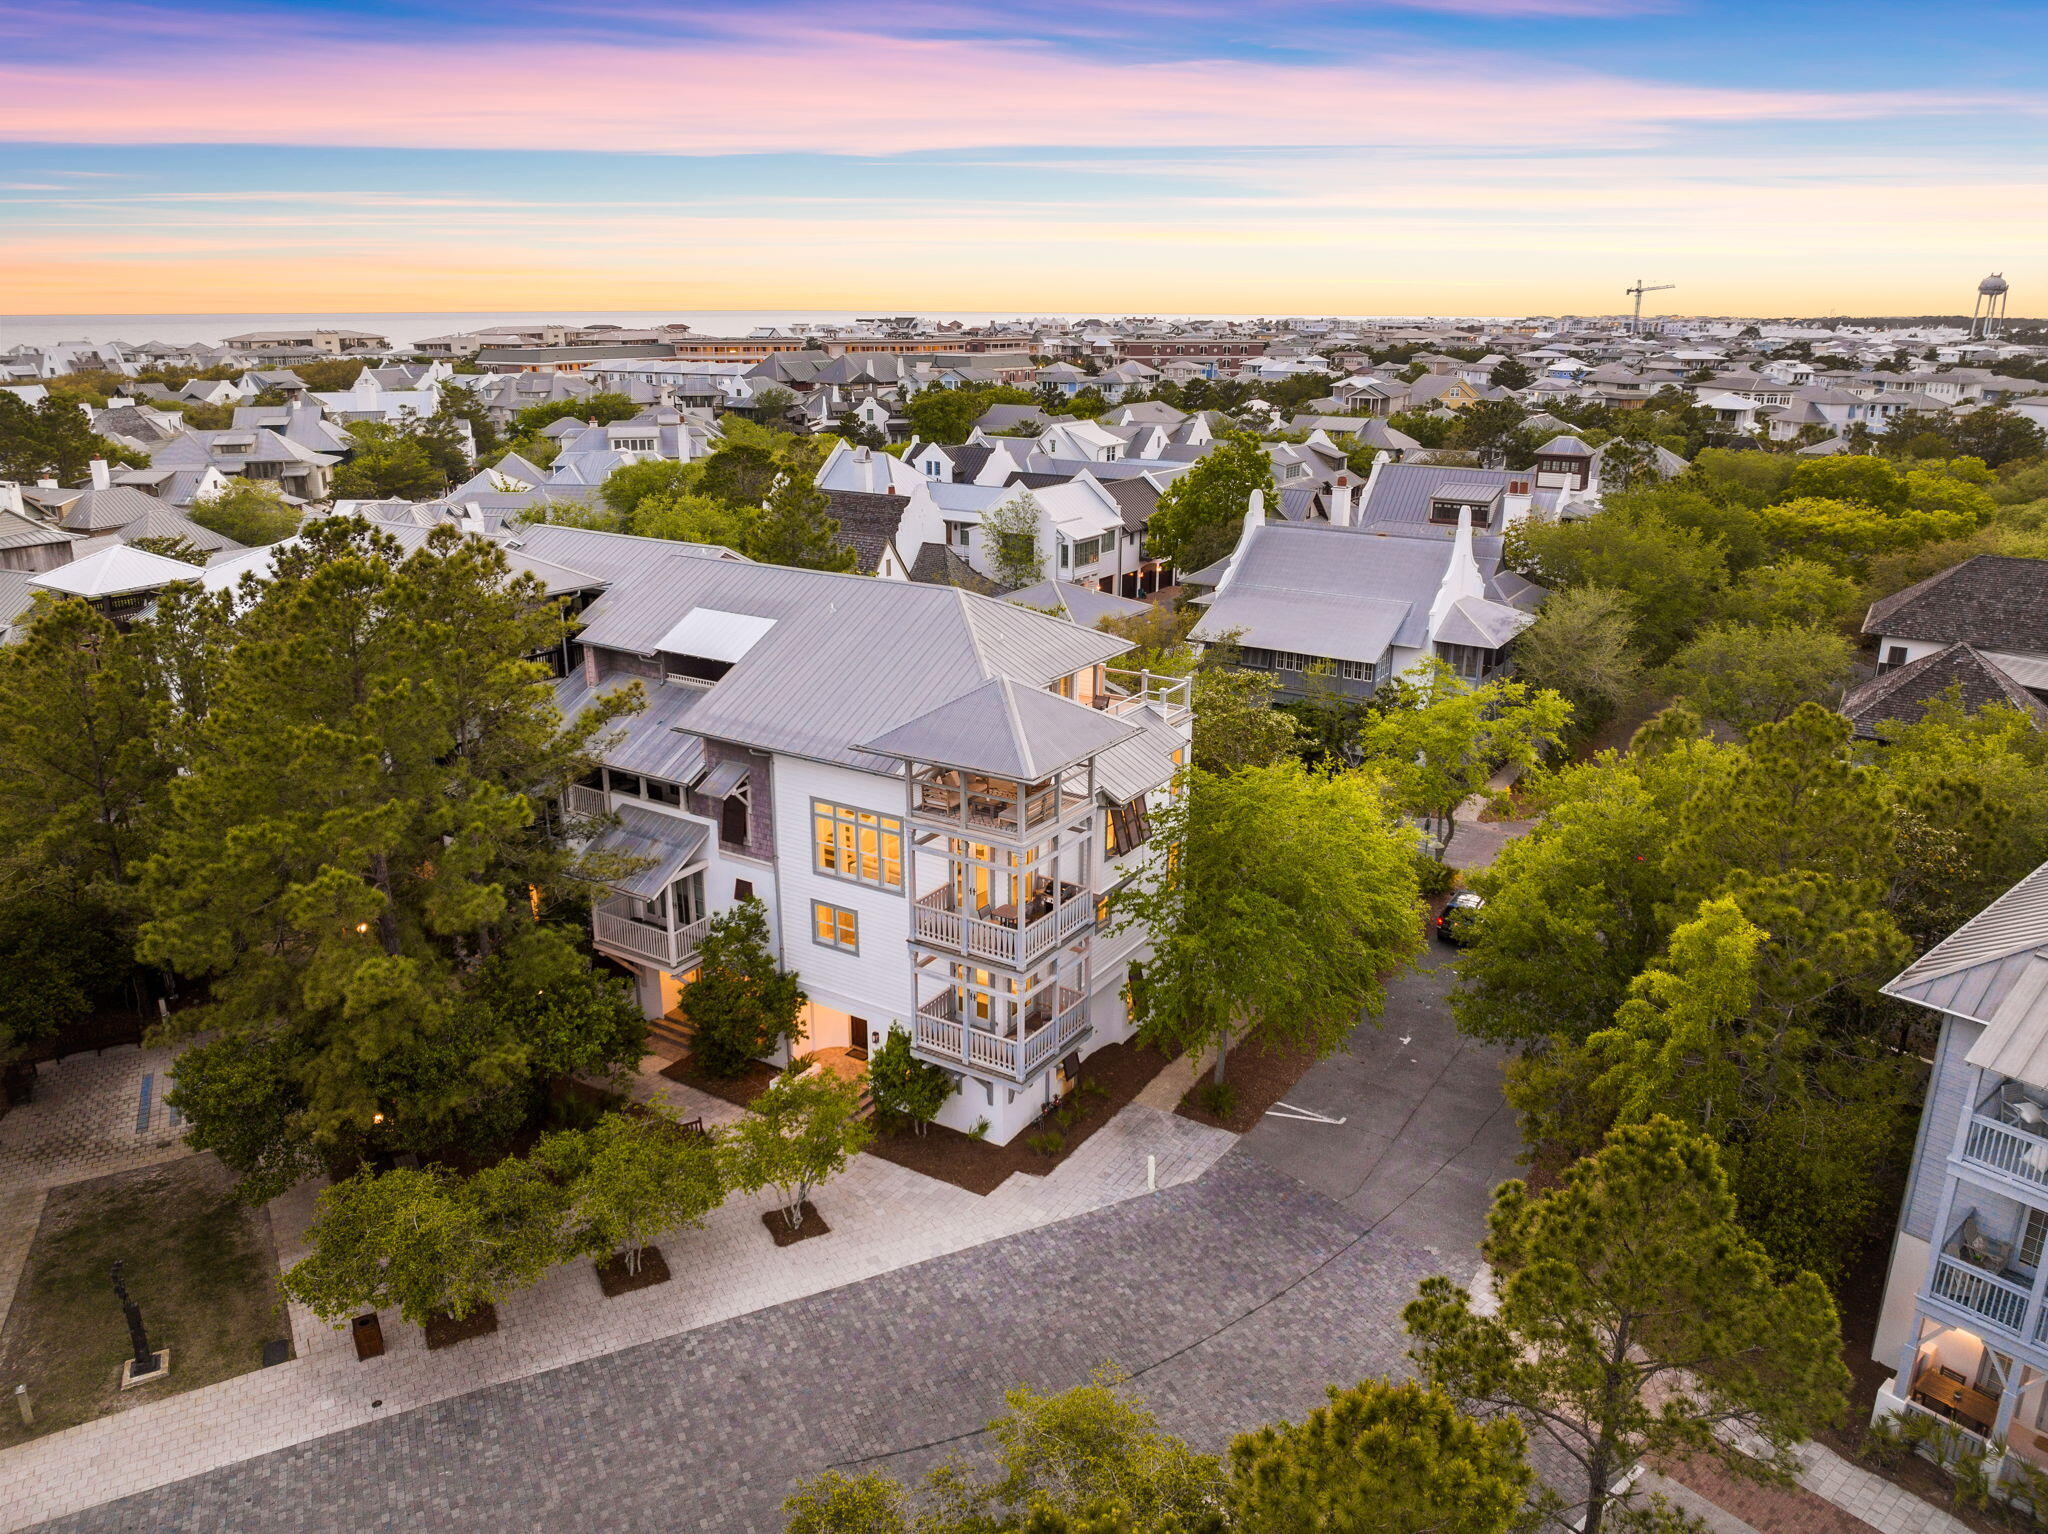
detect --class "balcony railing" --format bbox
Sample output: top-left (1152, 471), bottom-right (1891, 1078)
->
top-left (912, 886), bottom-right (1093, 967)
top-left (910, 775), bottom-right (1092, 839)
top-left (1964, 1114), bottom-right (2048, 1192)
top-left (1095, 667), bottom-right (1192, 726)
top-left (566, 783), bottom-right (607, 819)
top-left (1931, 1253), bottom-right (2033, 1337)
top-left (912, 987), bottom-right (1089, 1080)
top-left (592, 904), bottom-right (713, 972)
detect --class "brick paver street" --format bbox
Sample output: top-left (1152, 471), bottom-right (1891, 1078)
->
top-left (25, 1152), bottom-right (1430, 1533)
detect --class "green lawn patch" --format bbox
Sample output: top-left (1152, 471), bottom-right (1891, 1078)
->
top-left (0, 1153), bottom-right (287, 1444)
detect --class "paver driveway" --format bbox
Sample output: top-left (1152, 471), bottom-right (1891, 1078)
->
top-left (23, 954), bottom-right (1522, 1534)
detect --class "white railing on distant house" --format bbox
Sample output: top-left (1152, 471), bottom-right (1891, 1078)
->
top-left (566, 783), bottom-right (607, 819)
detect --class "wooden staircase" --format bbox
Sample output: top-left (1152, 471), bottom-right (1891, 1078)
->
top-left (647, 1010), bottom-right (695, 1056)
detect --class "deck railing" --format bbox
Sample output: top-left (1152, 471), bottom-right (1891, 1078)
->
top-left (592, 904), bottom-right (713, 971)
top-left (1932, 1253), bottom-right (2033, 1337)
top-left (912, 988), bottom-right (1088, 1079)
top-left (912, 887), bottom-right (1093, 966)
top-left (1965, 1113), bottom-right (2048, 1192)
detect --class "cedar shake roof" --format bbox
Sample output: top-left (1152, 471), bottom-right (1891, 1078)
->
top-left (819, 489), bottom-right (910, 573)
top-left (1838, 643), bottom-right (2048, 740)
top-left (1865, 556), bottom-right (2048, 652)
top-left (909, 542), bottom-right (1002, 595)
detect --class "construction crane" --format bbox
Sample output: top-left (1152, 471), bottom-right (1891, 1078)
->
top-left (1626, 279), bottom-right (1675, 335)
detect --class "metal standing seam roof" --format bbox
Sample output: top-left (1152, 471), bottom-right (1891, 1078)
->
top-left (586, 804), bottom-right (711, 900)
top-left (570, 558), bottom-right (1130, 775)
top-left (695, 759), bottom-right (751, 798)
top-left (858, 676), bottom-right (1140, 780)
top-left (1193, 588), bottom-right (1417, 664)
top-left (29, 543), bottom-right (202, 598)
top-left (554, 672), bottom-right (709, 784)
top-left (1436, 595), bottom-right (1535, 649)
top-left (1885, 859), bottom-right (2048, 1025)
top-left (1093, 705), bottom-right (1184, 803)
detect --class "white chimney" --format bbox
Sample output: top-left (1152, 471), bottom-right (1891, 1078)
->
top-left (0, 483), bottom-right (24, 517)
top-left (89, 458), bottom-right (111, 490)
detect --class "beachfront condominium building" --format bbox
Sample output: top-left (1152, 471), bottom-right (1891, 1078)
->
top-left (522, 524), bottom-right (1192, 1146)
top-left (1872, 859), bottom-right (2048, 1477)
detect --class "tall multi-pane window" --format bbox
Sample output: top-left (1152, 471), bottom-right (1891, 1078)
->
top-left (2022, 1207), bottom-right (2048, 1271)
top-left (813, 801), bottom-right (904, 891)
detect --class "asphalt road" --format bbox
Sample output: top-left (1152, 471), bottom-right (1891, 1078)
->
top-left (1237, 941), bottom-right (1523, 1255)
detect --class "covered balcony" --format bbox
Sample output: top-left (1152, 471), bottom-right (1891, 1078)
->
top-left (913, 882), bottom-right (1092, 967)
top-left (908, 767), bottom-right (1091, 840)
top-left (1964, 1078), bottom-right (2048, 1192)
top-left (583, 804), bottom-right (713, 974)
top-left (1929, 1204), bottom-right (2048, 1342)
top-left (911, 972), bottom-right (1090, 1083)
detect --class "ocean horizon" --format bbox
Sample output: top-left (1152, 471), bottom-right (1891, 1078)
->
top-left (0, 308), bottom-right (1507, 352)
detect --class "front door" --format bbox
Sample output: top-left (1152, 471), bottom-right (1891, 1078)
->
top-left (848, 1017), bottom-right (870, 1061)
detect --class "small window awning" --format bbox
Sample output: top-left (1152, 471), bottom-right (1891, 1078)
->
top-left (589, 805), bottom-right (709, 900)
top-left (696, 759), bottom-right (751, 799)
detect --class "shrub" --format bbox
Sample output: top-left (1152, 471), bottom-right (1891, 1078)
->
top-left (968, 1118), bottom-right (991, 1141)
top-left (1025, 1130), bottom-right (1066, 1157)
top-left (1193, 1080), bottom-right (1239, 1120)
top-left (1412, 851), bottom-right (1458, 899)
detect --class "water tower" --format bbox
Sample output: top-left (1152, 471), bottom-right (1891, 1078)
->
top-left (1973, 273), bottom-right (2010, 340)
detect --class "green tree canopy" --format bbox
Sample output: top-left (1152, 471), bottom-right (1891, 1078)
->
top-left (0, 391), bottom-right (145, 483)
top-left (1227, 1377), bottom-right (1530, 1534)
top-left (142, 520), bottom-right (644, 1197)
top-left (1145, 434), bottom-right (1277, 575)
top-left (1658, 620), bottom-right (1855, 733)
top-left (1108, 759), bottom-right (1423, 1083)
top-left (678, 897), bottom-right (805, 1077)
top-left (1505, 585), bottom-right (1644, 735)
top-left (744, 472), bottom-right (859, 572)
top-left (726, 1070), bottom-right (872, 1228)
top-left (188, 478), bottom-right (302, 546)
top-left (1405, 1117), bottom-right (1849, 1534)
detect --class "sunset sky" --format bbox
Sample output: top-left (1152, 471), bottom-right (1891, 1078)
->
top-left (2, 0), bottom-right (2043, 317)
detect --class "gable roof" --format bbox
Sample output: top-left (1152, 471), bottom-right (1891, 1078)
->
top-left (819, 489), bottom-right (910, 573)
top-left (1002, 579), bottom-right (1149, 627)
top-left (858, 675), bottom-right (1138, 779)
top-left (1886, 859), bottom-right (2048, 1033)
top-left (1864, 555), bottom-right (2048, 652)
top-left (1838, 643), bottom-right (2048, 740)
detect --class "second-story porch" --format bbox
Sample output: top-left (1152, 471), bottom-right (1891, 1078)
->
top-left (580, 802), bottom-right (715, 974)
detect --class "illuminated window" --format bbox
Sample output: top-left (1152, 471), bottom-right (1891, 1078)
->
top-left (812, 800), bottom-right (903, 891)
top-left (812, 901), bottom-right (859, 953)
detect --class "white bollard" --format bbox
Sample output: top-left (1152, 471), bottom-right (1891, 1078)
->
top-left (1146, 1153), bottom-right (1157, 1192)
top-left (14, 1384), bottom-right (31, 1428)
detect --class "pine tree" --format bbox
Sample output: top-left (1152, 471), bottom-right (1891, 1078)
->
top-left (1406, 1118), bottom-right (1849, 1534)
top-left (141, 519), bottom-right (643, 1195)
top-left (746, 473), bottom-right (859, 572)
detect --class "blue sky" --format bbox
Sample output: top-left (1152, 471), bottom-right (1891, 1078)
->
top-left (2, 0), bottom-right (2043, 315)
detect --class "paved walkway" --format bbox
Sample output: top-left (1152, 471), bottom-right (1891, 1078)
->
top-left (0, 1060), bottom-right (1234, 1533)
top-left (24, 1153), bottom-right (1444, 1533)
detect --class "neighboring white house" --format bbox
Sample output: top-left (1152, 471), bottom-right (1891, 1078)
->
top-left (1869, 862), bottom-right (2048, 1483)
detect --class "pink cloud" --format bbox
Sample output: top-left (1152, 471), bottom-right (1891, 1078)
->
top-left (0, 24), bottom-right (1988, 156)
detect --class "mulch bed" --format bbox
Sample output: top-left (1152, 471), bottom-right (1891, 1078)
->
top-left (1174, 1036), bottom-right (1324, 1133)
top-left (659, 1053), bottom-right (782, 1111)
top-left (594, 1246), bottom-right (672, 1297)
top-left (862, 1039), bottom-right (1179, 1196)
top-left (422, 1304), bottom-right (499, 1350)
top-left (763, 1202), bottom-right (830, 1246)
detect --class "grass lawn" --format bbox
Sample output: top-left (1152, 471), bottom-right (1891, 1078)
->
top-left (0, 1153), bottom-right (287, 1445)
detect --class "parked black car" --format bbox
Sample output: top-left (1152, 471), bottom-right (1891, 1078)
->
top-left (1434, 891), bottom-right (1484, 945)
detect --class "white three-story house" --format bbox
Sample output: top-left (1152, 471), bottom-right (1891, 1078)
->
top-left (526, 523), bottom-right (1192, 1146)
